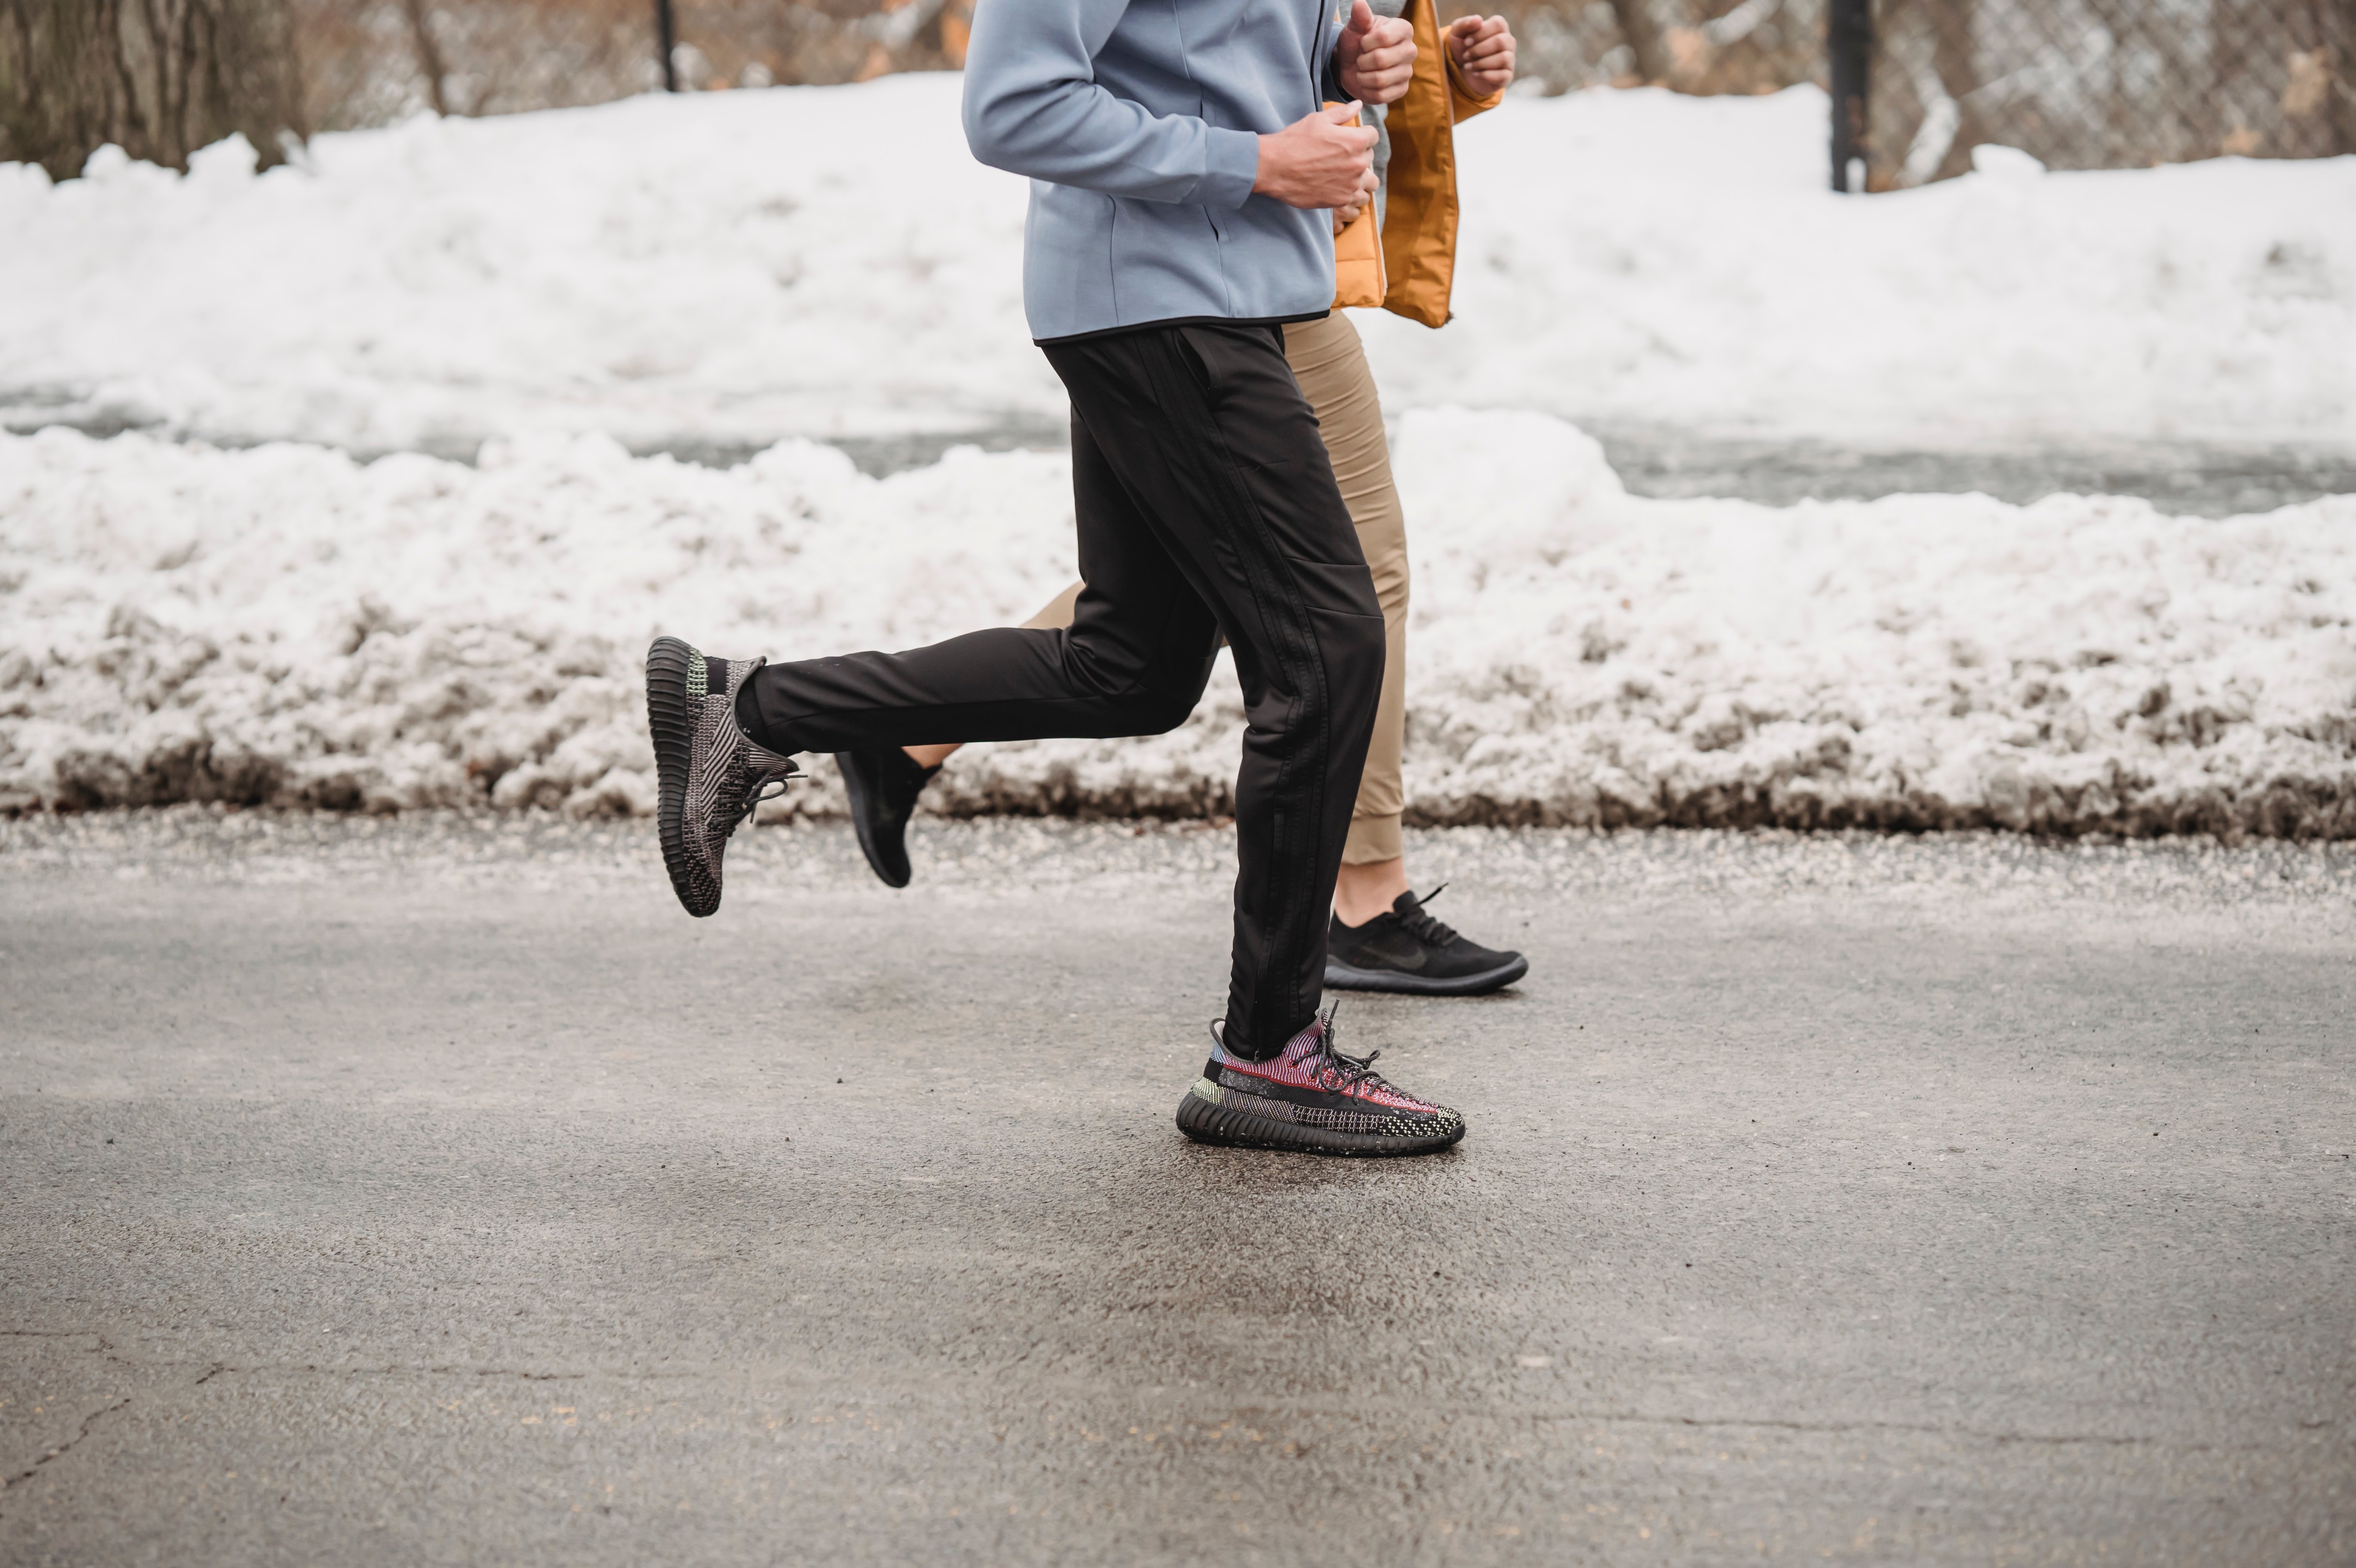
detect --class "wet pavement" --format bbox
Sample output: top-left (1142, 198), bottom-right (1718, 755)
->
top-left (809, 422), bottom-right (2356, 515)
top-left (3, 812), bottom-right (2352, 1565)
top-left (1582, 425), bottom-right (2356, 518)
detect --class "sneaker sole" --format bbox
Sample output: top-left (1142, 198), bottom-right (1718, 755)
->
top-left (1322, 953), bottom-right (1529, 996)
top-left (1173, 1084), bottom-right (1465, 1157)
top-left (645, 635), bottom-right (717, 918)
top-left (836, 752), bottom-right (912, 889)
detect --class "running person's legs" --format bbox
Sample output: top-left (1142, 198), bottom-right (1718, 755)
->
top-left (874, 314), bottom-right (1525, 997)
top-left (1036, 324), bottom-right (1385, 1052)
top-left (655, 322), bottom-right (1421, 1070)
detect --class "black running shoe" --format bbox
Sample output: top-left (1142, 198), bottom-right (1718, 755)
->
top-left (1324, 885), bottom-right (1528, 996)
top-left (645, 635), bottom-right (801, 918)
top-left (837, 748), bottom-right (938, 889)
top-left (1174, 1009), bottom-right (1466, 1157)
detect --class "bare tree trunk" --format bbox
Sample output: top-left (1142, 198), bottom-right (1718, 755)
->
top-left (2324, 0), bottom-right (2356, 156)
top-left (398, 0), bottom-right (448, 116)
top-left (0, 0), bottom-right (303, 177)
top-left (1928, 0), bottom-right (1988, 181)
top-left (1609, 0), bottom-right (1669, 82)
top-left (102, 0), bottom-right (150, 150)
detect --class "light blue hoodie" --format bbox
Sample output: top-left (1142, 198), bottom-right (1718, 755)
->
top-left (961, 0), bottom-right (1348, 343)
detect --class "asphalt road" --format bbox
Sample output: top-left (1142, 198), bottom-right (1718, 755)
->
top-left (3, 812), bottom-right (2352, 1565)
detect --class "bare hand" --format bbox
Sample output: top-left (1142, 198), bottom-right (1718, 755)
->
top-left (1446, 14), bottom-right (1515, 96)
top-left (1255, 101), bottom-right (1377, 210)
top-left (1336, 0), bottom-right (1416, 106)
top-left (1333, 163), bottom-right (1379, 232)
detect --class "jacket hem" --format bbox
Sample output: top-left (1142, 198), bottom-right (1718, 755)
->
top-left (1034, 309), bottom-right (1332, 347)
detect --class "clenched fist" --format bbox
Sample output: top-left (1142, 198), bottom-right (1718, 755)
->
top-left (1336, 0), bottom-right (1416, 106)
top-left (1255, 101), bottom-right (1378, 210)
top-left (1445, 13), bottom-right (1515, 96)
top-left (1332, 162), bottom-right (1381, 231)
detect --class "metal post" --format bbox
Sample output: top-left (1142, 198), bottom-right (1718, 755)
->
top-left (1828, 0), bottom-right (1871, 192)
top-left (655, 0), bottom-right (678, 91)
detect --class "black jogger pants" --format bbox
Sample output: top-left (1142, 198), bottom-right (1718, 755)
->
top-left (736, 321), bottom-right (1385, 1057)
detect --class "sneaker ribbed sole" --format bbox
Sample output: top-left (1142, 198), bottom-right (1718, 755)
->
top-left (1322, 953), bottom-right (1529, 996)
top-left (645, 635), bottom-right (716, 918)
top-left (1173, 1082), bottom-right (1465, 1157)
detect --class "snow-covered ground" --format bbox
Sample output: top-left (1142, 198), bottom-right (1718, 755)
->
top-left (2, 78), bottom-right (2352, 835)
top-left (4, 75), bottom-right (2353, 453)
top-left (5, 415), bottom-right (2350, 835)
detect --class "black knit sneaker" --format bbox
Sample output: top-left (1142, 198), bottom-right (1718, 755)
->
top-left (645, 635), bottom-right (801, 918)
top-left (837, 748), bottom-right (939, 889)
top-left (1324, 885), bottom-right (1528, 996)
top-left (1175, 1009), bottom-right (1466, 1157)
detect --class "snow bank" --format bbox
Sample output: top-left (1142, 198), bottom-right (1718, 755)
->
top-left (3, 77), bottom-right (2352, 453)
top-left (5, 419), bottom-right (2350, 836)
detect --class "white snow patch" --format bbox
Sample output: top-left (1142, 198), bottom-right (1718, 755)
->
top-left (5, 417), bottom-right (2349, 835)
top-left (2, 77), bottom-right (2352, 451)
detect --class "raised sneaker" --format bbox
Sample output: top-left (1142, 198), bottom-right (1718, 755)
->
top-left (644, 635), bottom-right (801, 918)
top-left (1175, 1008), bottom-right (1466, 1157)
top-left (1324, 885), bottom-right (1528, 996)
top-left (837, 748), bottom-right (938, 889)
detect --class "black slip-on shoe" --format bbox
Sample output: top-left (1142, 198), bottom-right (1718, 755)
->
top-left (1324, 884), bottom-right (1529, 996)
top-left (1175, 1009), bottom-right (1465, 1157)
top-left (645, 635), bottom-right (801, 918)
top-left (836, 747), bottom-right (938, 889)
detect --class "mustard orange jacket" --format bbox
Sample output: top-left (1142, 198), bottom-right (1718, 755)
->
top-left (1332, 0), bottom-right (1505, 326)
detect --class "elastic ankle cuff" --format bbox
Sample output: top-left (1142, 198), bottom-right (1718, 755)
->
top-left (1343, 813), bottom-right (1403, 865)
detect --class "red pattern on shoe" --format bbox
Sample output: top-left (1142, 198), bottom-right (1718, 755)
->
top-left (1178, 1006), bottom-right (1467, 1156)
top-left (1211, 1010), bottom-right (1446, 1115)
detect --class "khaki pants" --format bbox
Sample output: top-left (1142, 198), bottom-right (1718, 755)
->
top-left (1022, 312), bottom-right (1407, 864)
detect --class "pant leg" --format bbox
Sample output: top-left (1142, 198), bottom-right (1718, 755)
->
top-left (1018, 316), bottom-right (1410, 867)
top-left (738, 324), bottom-right (1381, 1055)
top-left (737, 410), bottom-right (1221, 753)
top-left (1042, 324), bottom-right (1384, 1055)
top-left (1283, 312), bottom-right (1408, 866)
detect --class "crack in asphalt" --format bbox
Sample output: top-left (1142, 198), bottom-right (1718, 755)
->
top-left (6, 1353), bottom-right (2173, 1453)
top-left (1581, 1411), bottom-right (2158, 1446)
top-left (2, 1397), bottom-right (131, 1495)
top-left (80, 1360), bottom-right (593, 1384)
top-left (0, 1331), bottom-right (2181, 1449)
top-left (3, 1334), bottom-right (597, 1387)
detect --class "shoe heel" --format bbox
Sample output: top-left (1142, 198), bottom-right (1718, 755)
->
top-left (645, 636), bottom-right (711, 917)
top-left (1174, 1082), bottom-right (1239, 1146)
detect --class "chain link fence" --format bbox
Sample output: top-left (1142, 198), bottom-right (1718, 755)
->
top-left (288, 0), bottom-right (1825, 130)
top-left (1482, 0), bottom-right (1827, 94)
top-left (1863, 0), bottom-right (2356, 187)
top-left (292, 0), bottom-right (969, 132)
top-left (14, 0), bottom-right (2352, 183)
top-left (1485, 0), bottom-right (2355, 186)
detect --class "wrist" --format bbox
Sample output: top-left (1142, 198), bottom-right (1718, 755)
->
top-left (1209, 126), bottom-right (1266, 208)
